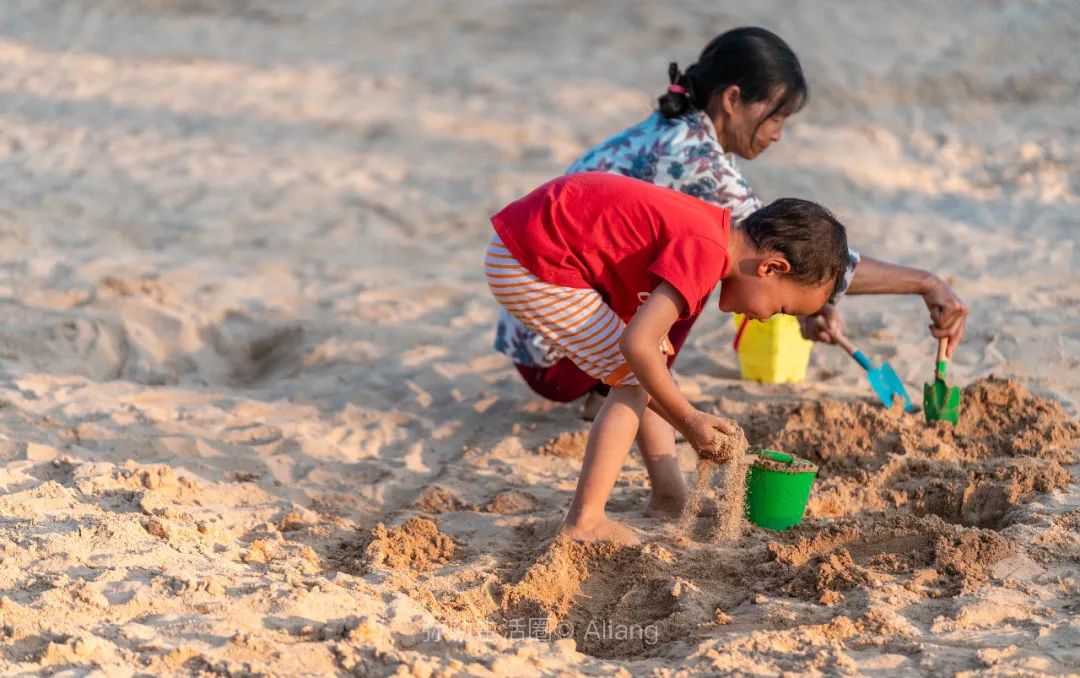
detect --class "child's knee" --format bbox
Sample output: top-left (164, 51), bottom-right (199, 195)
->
top-left (609, 383), bottom-right (649, 408)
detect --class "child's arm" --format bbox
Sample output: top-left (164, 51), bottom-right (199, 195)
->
top-left (620, 282), bottom-right (736, 452)
top-left (845, 256), bottom-right (968, 356)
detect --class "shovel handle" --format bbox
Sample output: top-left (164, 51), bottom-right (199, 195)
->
top-left (936, 338), bottom-right (949, 380)
top-left (832, 330), bottom-right (856, 356)
top-left (831, 331), bottom-right (873, 372)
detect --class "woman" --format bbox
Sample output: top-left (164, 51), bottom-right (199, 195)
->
top-left (495, 26), bottom-right (968, 409)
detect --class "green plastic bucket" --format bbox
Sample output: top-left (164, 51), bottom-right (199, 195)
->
top-left (744, 450), bottom-right (817, 531)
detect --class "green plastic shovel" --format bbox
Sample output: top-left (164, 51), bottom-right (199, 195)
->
top-left (924, 338), bottom-right (961, 425)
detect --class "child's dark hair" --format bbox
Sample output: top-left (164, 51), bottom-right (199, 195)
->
top-left (658, 27), bottom-right (807, 121)
top-left (741, 198), bottom-right (849, 296)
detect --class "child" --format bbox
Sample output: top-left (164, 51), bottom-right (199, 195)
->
top-left (486, 172), bottom-right (848, 544)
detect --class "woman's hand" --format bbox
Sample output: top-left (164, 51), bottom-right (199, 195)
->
top-left (921, 276), bottom-right (968, 357)
top-left (682, 409), bottom-right (738, 455)
top-left (845, 257), bottom-right (969, 358)
top-left (798, 304), bottom-right (843, 344)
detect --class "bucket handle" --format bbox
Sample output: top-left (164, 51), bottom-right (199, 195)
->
top-left (758, 450), bottom-right (794, 464)
top-left (732, 316), bottom-right (750, 351)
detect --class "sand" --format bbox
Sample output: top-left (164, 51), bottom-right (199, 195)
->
top-left (677, 459), bottom-right (719, 542)
top-left (493, 378), bottom-right (1079, 663)
top-left (677, 426), bottom-right (749, 544)
top-left (750, 454), bottom-right (819, 474)
top-left (698, 422), bottom-right (749, 464)
top-left (0, 1), bottom-right (1078, 675)
top-left (712, 450), bottom-right (751, 543)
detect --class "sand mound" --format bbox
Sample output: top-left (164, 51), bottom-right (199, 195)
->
top-left (412, 485), bottom-right (470, 514)
top-left (498, 537), bottom-right (747, 659)
top-left (500, 537), bottom-right (621, 631)
top-left (769, 514), bottom-right (1016, 602)
top-left (495, 516), bottom-right (1022, 659)
top-left (743, 377), bottom-right (1076, 528)
top-left (487, 377), bottom-right (1075, 660)
top-left (536, 430), bottom-right (588, 459)
top-left (747, 376), bottom-right (1078, 466)
top-left (953, 377), bottom-right (1080, 459)
top-left (361, 517), bottom-right (456, 574)
top-left (484, 490), bottom-right (538, 514)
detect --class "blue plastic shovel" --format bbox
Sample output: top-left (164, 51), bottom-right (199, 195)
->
top-left (832, 331), bottom-right (916, 412)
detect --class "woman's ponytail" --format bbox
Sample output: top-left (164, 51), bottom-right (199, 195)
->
top-left (657, 62), bottom-right (694, 119)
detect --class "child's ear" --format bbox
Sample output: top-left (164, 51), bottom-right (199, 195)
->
top-left (756, 254), bottom-right (792, 278)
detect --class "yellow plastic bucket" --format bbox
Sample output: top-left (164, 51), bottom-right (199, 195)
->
top-left (732, 314), bottom-right (813, 384)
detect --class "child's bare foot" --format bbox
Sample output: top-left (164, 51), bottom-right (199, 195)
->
top-left (559, 515), bottom-right (641, 545)
top-left (644, 490), bottom-right (688, 518)
top-left (644, 492), bottom-right (719, 519)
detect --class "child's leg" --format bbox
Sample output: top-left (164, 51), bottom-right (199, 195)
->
top-left (636, 407), bottom-right (691, 518)
top-left (486, 235), bottom-right (668, 541)
top-left (560, 384), bottom-right (647, 545)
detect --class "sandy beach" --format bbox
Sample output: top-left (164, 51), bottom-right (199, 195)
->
top-left (0, 1), bottom-right (1077, 675)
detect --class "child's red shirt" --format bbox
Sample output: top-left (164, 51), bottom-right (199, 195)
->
top-left (491, 172), bottom-right (731, 321)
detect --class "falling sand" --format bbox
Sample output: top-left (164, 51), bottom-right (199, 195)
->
top-left (712, 450), bottom-right (751, 543)
top-left (679, 425), bottom-right (751, 544)
top-left (677, 459), bottom-right (717, 541)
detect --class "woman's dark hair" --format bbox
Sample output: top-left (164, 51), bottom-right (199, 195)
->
top-left (741, 198), bottom-right (848, 297)
top-left (658, 27), bottom-right (807, 121)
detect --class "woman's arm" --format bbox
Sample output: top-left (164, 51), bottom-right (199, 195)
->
top-left (847, 256), bottom-right (934, 295)
top-left (847, 256), bottom-right (969, 356)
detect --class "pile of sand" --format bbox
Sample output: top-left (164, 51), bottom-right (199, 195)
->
top-left (493, 511), bottom-right (1026, 659)
top-left (535, 430), bottom-right (588, 459)
top-left (482, 377), bottom-right (1078, 660)
top-left (744, 376), bottom-right (1077, 528)
top-left (360, 517), bottom-right (457, 574)
top-left (412, 485), bottom-right (470, 514)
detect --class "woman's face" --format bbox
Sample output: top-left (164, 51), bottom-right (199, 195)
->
top-left (709, 86), bottom-right (796, 160)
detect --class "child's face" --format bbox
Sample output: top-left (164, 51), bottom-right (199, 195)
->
top-left (717, 261), bottom-right (833, 321)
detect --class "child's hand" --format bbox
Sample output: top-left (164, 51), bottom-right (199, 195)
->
top-left (921, 276), bottom-right (968, 357)
top-left (682, 409), bottom-right (739, 456)
top-left (799, 304), bottom-right (843, 343)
